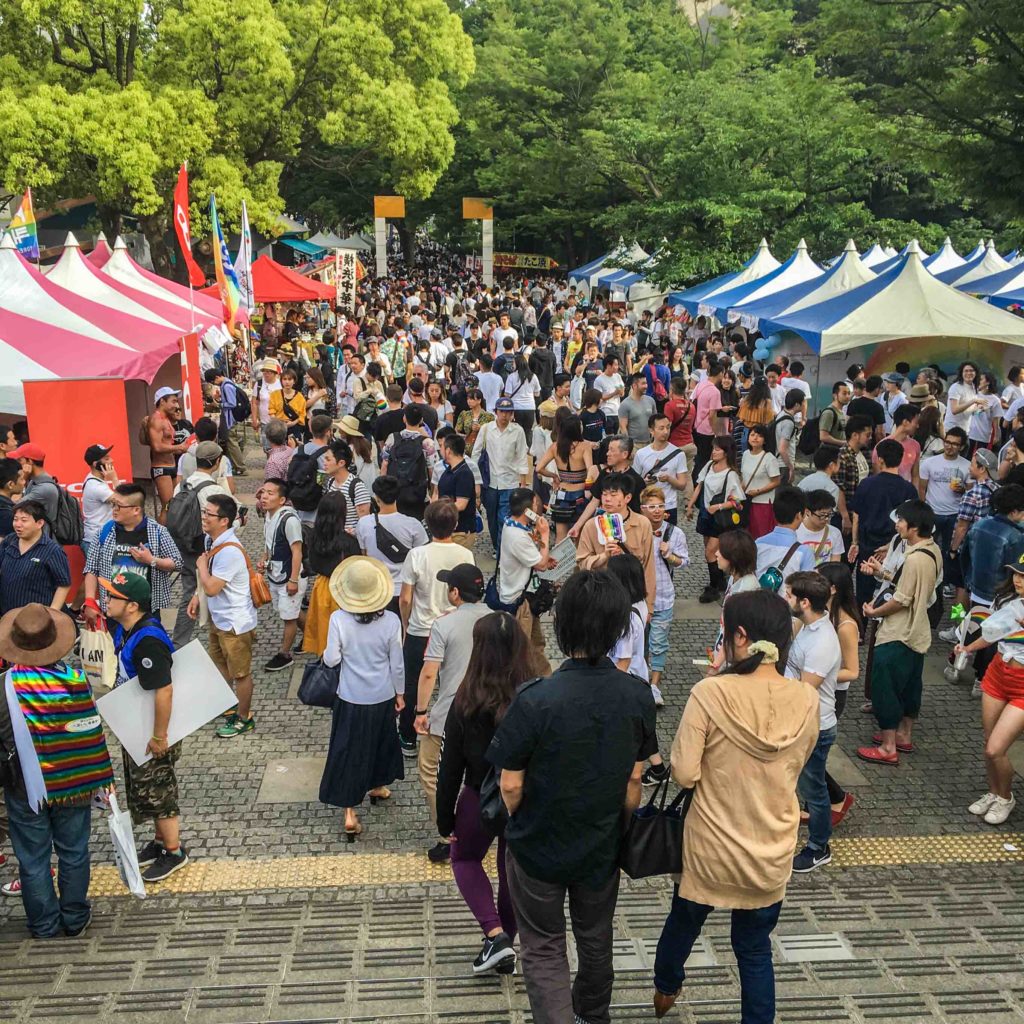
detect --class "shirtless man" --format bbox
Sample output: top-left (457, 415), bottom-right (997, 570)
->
top-left (148, 387), bottom-right (190, 523)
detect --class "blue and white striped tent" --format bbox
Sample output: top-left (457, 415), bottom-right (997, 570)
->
top-left (667, 239), bottom-right (780, 316)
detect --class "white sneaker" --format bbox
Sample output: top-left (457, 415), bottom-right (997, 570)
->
top-left (971, 681), bottom-right (983, 698)
top-left (984, 794), bottom-right (1015, 825)
top-left (938, 627), bottom-right (959, 643)
top-left (969, 792), bottom-right (999, 816)
top-left (651, 685), bottom-right (664, 707)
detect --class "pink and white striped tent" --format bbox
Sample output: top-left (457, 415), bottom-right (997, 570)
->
top-left (0, 237), bottom-right (194, 413)
top-left (86, 233), bottom-right (112, 268)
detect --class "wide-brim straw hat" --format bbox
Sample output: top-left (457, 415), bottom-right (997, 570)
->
top-left (334, 415), bottom-right (363, 438)
top-left (0, 603), bottom-right (77, 666)
top-left (329, 557), bottom-right (393, 615)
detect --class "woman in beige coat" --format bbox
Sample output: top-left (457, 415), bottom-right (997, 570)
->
top-left (653, 590), bottom-right (819, 1021)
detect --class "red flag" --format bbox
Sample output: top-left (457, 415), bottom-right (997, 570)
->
top-left (173, 164), bottom-right (206, 287)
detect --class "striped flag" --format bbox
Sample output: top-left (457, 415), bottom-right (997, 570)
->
top-left (5, 188), bottom-right (39, 261)
top-left (210, 194), bottom-right (244, 331)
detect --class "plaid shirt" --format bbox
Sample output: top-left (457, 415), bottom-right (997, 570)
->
top-left (834, 445), bottom-right (863, 509)
top-left (84, 516), bottom-right (183, 612)
top-left (957, 479), bottom-right (997, 525)
top-left (264, 444), bottom-right (296, 482)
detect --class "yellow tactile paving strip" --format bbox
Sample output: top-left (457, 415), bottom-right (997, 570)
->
top-left (87, 833), bottom-right (1024, 897)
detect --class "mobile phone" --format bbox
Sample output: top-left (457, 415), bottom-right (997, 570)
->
top-left (525, 508), bottom-right (539, 523)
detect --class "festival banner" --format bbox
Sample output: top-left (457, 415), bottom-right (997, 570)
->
top-left (172, 166), bottom-right (206, 287)
top-left (335, 249), bottom-right (358, 311)
top-left (179, 331), bottom-right (203, 426)
top-left (209, 194), bottom-right (244, 331)
top-left (493, 252), bottom-right (558, 270)
top-left (235, 200), bottom-right (255, 316)
top-left (4, 188), bottom-right (39, 262)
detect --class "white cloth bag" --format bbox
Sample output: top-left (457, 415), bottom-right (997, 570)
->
top-left (107, 792), bottom-right (146, 899)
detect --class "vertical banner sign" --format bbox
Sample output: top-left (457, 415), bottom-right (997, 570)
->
top-left (4, 188), bottom-right (39, 262)
top-left (172, 166), bottom-right (206, 287)
top-left (462, 199), bottom-right (495, 287)
top-left (179, 332), bottom-right (203, 426)
top-left (336, 249), bottom-right (358, 311)
top-left (373, 195), bottom-right (406, 278)
top-left (235, 199), bottom-right (255, 317)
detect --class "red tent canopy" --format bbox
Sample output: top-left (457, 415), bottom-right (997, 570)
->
top-left (251, 255), bottom-right (334, 302)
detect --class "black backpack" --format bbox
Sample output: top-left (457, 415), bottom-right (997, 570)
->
top-left (762, 414), bottom-right (793, 456)
top-left (797, 415), bottom-right (820, 456)
top-left (51, 480), bottom-right (84, 546)
top-left (286, 446), bottom-right (329, 512)
top-left (386, 432), bottom-right (428, 502)
top-left (228, 381), bottom-right (251, 421)
top-left (165, 478), bottom-right (218, 555)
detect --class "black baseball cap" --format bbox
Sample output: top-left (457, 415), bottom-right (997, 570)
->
top-left (84, 444), bottom-right (113, 466)
top-left (436, 563), bottom-right (485, 600)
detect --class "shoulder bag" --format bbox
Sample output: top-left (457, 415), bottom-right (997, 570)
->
top-left (619, 777), bottom-right (693, 879)
top-left (209, 541), bottom-right (272, 608)
top-left (298, 659), bottom-right (340, 708)
top-left (710, 471), bottom-right (743, 532)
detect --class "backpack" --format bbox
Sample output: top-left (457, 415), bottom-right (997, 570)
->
top-left (286, 446), bottom-right (329, 512)
top-left (226, 381), bottom-right (251, 421)
top-left (797, 415), bottom-right (820, 456)
top-left (762, 414), bottom-right (793, 456)
top-left (353, 390), bottom-right (379, 428)
top-left (386, 432), bottom-right (428, 503)
top-left (644, 363), bottom-right (668, 403)
top-left (51, 480), bottom-right (84, 546)
top-left (138, 415), bottom-right (151, 446)
top-left (165, 479), bottom-right (218, 555)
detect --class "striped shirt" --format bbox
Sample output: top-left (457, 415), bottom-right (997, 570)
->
top-left (957, 479), bottom-right (997, 525)
top-left (0, 533), bottom-right (71, 615)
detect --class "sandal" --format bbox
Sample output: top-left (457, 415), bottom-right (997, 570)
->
top-left (872, 733), bottom-right (914, 753)
top-left (856, 745), bottom-right (898, 766)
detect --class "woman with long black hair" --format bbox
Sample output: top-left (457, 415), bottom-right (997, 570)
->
top-left (502, 354), bottom-right (542, 444)
top-left (534, 413), bottom-right (595, 543)
top-left (652, 590), bottom-right (820, 1020)
top-left (303, 491), bottom-right (361, 655)
top-left (435, 612), bottom-right (540, 976)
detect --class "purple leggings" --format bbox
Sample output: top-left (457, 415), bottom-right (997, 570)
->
top-left (451, 786), bottom-right (517, 940)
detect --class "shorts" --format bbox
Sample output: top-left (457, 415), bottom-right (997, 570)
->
top-left (208, 621), bottom-right (255, 680)
top-left (270, 576), bottom-right (308, 620)
top-left (981, 655), bottom-right (1024, 709)
top-left (551, 488), bottom-right (586, 525)
top-left (151, 466), bottom-right (175, 480)
top-left (123, 743), bottom-right (181, 825)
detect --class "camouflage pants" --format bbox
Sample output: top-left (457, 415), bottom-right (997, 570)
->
top-left (123, 744), bottom-right (182, 825)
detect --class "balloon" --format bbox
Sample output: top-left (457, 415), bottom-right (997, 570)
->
top-left (753, 346), bottom-right (770, 361)
top-left (765, 333), bottom-right (782, 349)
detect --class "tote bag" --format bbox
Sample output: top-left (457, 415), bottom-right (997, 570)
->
top-left (619, 779), bottom-right (692, 879)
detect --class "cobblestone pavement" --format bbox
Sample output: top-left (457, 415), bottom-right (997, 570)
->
top-left (1, 438), bottom-right (1022, 1022)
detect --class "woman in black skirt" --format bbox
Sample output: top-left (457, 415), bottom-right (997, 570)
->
top-left (319, 556), bottom-right (405, 840)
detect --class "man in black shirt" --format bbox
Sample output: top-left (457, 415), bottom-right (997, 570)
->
top-left (846, 375), bottom-right (886, 444)
top-left (373, 384), bottom-right (409, 455)
top-left (488, 570), bottom-right (657, 1024)
top-left (102, 571), bottom-right (189, 884)
top-left (0, 458), bottom-right (21, 537)
top-left (437, 434), bottom-right (477, 547)
top-left (528, 336), bottom-right (557, 401)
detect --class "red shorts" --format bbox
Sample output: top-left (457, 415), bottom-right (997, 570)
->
top-left (980, 655), bottom-right (1024, 709)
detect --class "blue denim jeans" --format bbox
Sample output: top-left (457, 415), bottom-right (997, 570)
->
top-left (648, 607), bottom-right (673, 672)
top-left (3, 790), bottom-right (92, 937)
top-left (797, 724), bottom-right (837, 851)
top-left (932, 512), bottom-right (957, 583)
top-left (654, 893), bottom-right (782, 1024)
top-left (482, 487), bottom-right (514, 554)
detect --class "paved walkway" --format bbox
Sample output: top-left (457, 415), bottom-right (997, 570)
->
top-left (1, 439), bottom-right (1021, 1021)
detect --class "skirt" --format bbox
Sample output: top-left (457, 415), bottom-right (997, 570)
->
top-left (319, 697), bottom-right (404, 808)
top-left (302, 575), bottom-right (337, 655)
top-left (747, 502), bottom-right (776, 540)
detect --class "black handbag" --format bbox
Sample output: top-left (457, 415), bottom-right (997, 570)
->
top-left (478, 767), bottom-right (508, 838)
top-left (710, 471), bottom-right (742, 532)
top-left (297, 659), bottom-right (339, 708)
top-left (619, 779), bottom-right (692, 879)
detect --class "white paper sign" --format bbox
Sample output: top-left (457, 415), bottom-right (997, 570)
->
top-left (534, 537), bottom-right (579, 586)
top-left (96, 640), bottom-right (236, 766)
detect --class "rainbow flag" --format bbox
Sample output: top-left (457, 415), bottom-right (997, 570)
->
top-left (4, 188), bottom-right (39, 261)
top-left (210, 194), bottom-right (243, 332)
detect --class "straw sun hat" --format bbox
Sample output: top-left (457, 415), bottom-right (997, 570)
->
top-left (328, 557), bottom-right (393, 615)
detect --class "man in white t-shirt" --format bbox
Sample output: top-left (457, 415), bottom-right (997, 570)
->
top-left (781, 362), bottom-right (812, 403)
top-left (795, 490), bottom-right (845, 566)
top-left (491, 311), bottom-right (519, 353)
top-left (81, 443), bottom-right (118, 552)
top-left (398, 500), bottom-right (477, 757)
top-left (918, 426), bottom-right (970, 584)
top-left (356, 477), bottom-right (428, 611)
top-left (594, 355), bottom-right (625, 432)
top-left (879, 372), bottom-right (908, 434)
top-left (190, 492), bottom-right (258, 739)
top-left (785, 570), bottom-right (842, 873)
top-left (632, 414), bottom-right (689, 523)
top-left (251, 359), bottom-right (283, 451)
top-left (260, 478), bottom-right (306, 675)
top-left (475, 354), bottom-right (504, 411)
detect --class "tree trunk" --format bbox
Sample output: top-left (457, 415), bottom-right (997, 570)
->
top-left (97, 205), bottom-right (123, 243)
top-left (397, 219), bottom-right (417, 265)
top-left (139, 213), bottom-right (181, 282)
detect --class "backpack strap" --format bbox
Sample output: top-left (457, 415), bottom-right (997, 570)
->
top-left (100, 519), bottom-right (117, 546)
top-left (778, 542), bottom-right (801, 572)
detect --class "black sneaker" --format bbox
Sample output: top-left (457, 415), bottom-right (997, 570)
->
top-left (137, 840), bottom-right (163, 867)
top-left (265, 653), bottom-right (294, 672)
top-left (64, 910), bottom-right (92, 938)
top-left (698, 586), bottom-right (721, 604)
top-left (427, 842), bottom-right (451, 864)
top-left (292, 637), bottom-right (306, 655)
top-left (641, 763), bottom-right (670, 786)
top-left (142, 846), bottom-right (190, 883)
top-left (473, 931), bottom-right (516, 974)
top-left (399, 736), bottom-right (417, 759)
top-left (792, 843), bottom-right (831, 873)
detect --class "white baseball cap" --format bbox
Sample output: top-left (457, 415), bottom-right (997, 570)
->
top-left (153, 386), bottom-right (181, 405)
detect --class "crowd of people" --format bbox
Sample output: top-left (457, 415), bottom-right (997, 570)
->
top-left (0, 263), bottom-right (1022, 1024)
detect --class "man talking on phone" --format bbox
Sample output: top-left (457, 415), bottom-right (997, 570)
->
top-left (81, 444), bottom-right (119, 560)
